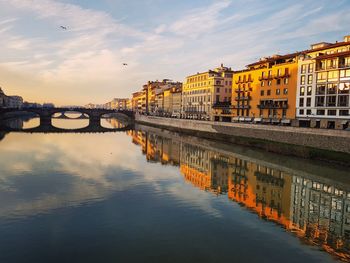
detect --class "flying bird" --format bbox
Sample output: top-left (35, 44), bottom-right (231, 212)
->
top-left (60, 26), bottom-right (67, 30)
top-left (122, 63), bottom-right (128, 66)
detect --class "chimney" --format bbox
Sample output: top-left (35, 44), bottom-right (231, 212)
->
top-left (344, 35), bottom-right (350, 42)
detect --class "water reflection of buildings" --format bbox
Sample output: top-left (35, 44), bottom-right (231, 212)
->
top-left (127, 128), bottom-right (350, 261)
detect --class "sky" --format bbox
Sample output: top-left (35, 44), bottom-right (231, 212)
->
top-left (0, 0), bottom-right (349, 106)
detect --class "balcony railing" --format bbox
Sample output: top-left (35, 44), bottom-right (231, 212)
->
top-left (274, 73), bottom-right (290, 79)
top-left (258, 75), bottom-right (273, 81)
top-left (235, 96), bottom-right (251, 101)
top-left (257, 104), bottom-right (288, 109)
top-left (213, 101), bottom-right (232, 108)
top-left (232, 105), bottom-right (251, 109)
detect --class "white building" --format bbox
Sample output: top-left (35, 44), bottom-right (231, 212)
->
top-left (296, 36), bottom-right (350, 129)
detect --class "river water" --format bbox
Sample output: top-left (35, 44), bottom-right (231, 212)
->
top-left (0, 117), bottom-right (350, 263)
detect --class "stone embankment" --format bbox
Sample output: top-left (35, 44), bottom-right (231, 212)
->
top-left (136, 115), bottom-right (350, 164)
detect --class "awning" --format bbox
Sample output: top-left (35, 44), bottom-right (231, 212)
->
top-left (232, 117), bottom-right (239, 121)
top-left (272, 119), bottom-right (280, 123)
top-left (341, 120), bottom-right (349, 124)
top-left (273, 98), bottom-right (288, 102)
top-left (244, 117), bottom-right (252, 122)
top-left (254, 118), bottom-right (262, 122)
top-left (239, 117), bottom-right (245, 121)
top-left (262, 118), bottom-right (271, 123)
top-left (281, 119), bottom-right (291, 124)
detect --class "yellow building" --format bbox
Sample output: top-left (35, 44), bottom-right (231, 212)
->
top-left (132, 91), bottom-right (146, 113)
top-left (182, 64), bottom-right (233, 121)
top-left (231, 53), bottom-right (300, 124)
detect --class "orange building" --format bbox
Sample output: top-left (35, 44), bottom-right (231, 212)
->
top-left (232, 53), bottom-right (300, 124)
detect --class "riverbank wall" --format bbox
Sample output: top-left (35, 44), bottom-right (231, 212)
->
top-left (135, 115), bottom-right (350, 164)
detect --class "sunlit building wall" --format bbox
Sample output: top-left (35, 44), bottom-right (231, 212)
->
top-left (182, 64), bottom-right (233, 121)
top-left (296, 35), bottom-right (350, 129)
top-left (231, 54), bottom-right (299, 124)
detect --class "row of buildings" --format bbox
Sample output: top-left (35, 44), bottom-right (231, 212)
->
top-left (0, 87), bottom-right (23, 108)
top-left (128, 128), bottom-right (350, 262)
top-left (125, 35), bottom-right (350, 129)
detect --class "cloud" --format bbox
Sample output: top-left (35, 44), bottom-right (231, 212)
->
top-left (0, 0), bottom-right (349, 105)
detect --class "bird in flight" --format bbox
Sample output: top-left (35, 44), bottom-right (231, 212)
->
top-left (122, 63), bottom-right (128, 66)
top-left (60, 26), bottom-right (68, 30)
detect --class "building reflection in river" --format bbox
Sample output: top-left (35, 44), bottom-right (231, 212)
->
top-left (127, 127), bottom-right (350, 262)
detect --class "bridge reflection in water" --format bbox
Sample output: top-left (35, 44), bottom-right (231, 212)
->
top-left (128, 124), bottom-right (350, 262)
top-left (0, 108), bottom-right (134, 133)
top-left (0, 116), bottom-right (133, 133)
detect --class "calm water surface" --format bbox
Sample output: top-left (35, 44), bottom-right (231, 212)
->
top-left (0, 117), bottom-right (350, 263)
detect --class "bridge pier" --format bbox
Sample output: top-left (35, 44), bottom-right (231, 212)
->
top-left (40, 116), bottom-right (52, 127)
top-left (88, 116), bottom-right (102, 128)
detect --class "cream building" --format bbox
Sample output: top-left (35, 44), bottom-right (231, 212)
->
top-left (296, 35), bottom-right (350, 129)
top-left (181, 64), bottom-right (233, 120)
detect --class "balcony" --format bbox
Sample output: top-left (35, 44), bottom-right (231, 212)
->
top-left (232, 105), bottom-right (251, 109)
top-left (235, 96), bottom-right (251, 101)
top-left (258, 75), bottom-right (273, 81)
top-left (257, 104), bottom-right (288, 109)
top-left (339, 63), bottom-right (350, 69)
top-left (213, 101), bottom-right (232, 108)
top-left (274, 73), bottom-right (290, 79)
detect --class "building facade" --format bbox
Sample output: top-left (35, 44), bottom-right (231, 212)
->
top-left (182, 64), bottom-right (233, 121)
top-left (296, 36), bottom-right (350, 129)
top-left (231, 53), bottom-right (299, 125)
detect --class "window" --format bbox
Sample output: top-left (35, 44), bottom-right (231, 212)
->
top-left (317, 109), bottom-right (325, 115)
top-left (283, 88), bottom-right (288, 94)
top-left (261, 81), bottom-right (265, 87)
top-left (307, 75), bottom-right (313, 84)
top-left (268, 80), bottom-right (272, 86)
top-left (299, 109), bottom-right (304, 115)
top-left (216, 88), bottom-right (220, 92)
top-left (317, 72), bottom-right (327, 82)
top-left (284, 78), bottom-right (289, 85)
top-left (339, 110), bottom-right (349, 116)
top-left (338, 95), bottom-right (349, 107)
top-left (299, 98), bottom-right (304, 107)
top-left (277, 69), bottom-right (281, 76)
top-left (340, 69), bottom-right (350, 80)
top-left (328, 110), bottom-right (336, 116)
top-left (308, 63), bottom-right (314, 73)
top-left (301, 65), bottom-right (306, 74)
top-left (326, 96), bottom-right (336, 107)
top-left (316, 84), bottom-right (326, 95)
top-left (300, 75), bottom-right (306, 85)
top-left (267, 90), bottom-right (271, 95)
top-left (327, 70), bottom-right (339, 81)
top-left (327, 83), bottom-right (337, 94)
top-left (307, 86), bottom-right (312, 95)
top-left (216, 95), bottom-right (220, 102)
top-left (261, 90), bottom-right (264, 96)
top-left (307, 109), bottom-right (312, 115)
top-left (300, 87), bottom-right (305, 96)
top-left (276, 79), bottom-right (281, 85)
top-left (315, 96), bottom-right (325, 106)
top-left (306, 97), bottom-right (311, 107)
top-left (326, 58), bottom-right (338, 69)
top-left (276, 89), bottom-right (280, 95)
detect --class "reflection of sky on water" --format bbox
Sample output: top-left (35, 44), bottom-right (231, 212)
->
top-left (0, 124), bottom-right (347, 262)
top-left (0, 132), bottom-right (220, 221)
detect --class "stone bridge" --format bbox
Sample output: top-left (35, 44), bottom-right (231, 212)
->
top-left (0, 107), bottom-right (135, 130)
